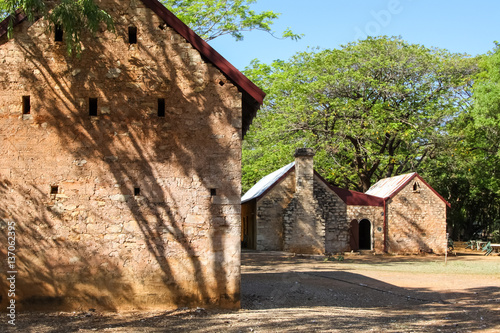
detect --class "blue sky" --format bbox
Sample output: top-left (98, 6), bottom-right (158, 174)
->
top-left (208, 0), bottom-right (500, 71)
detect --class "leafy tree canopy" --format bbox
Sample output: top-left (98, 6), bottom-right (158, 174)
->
top-left (425, 42), bottom-right (500, 240)
top-left (161, 0), bottom-right (301, 41)
top-left (243, 36), bottom-right (476, 193)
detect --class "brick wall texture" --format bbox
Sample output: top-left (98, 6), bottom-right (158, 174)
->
top-left (0, 0), bottom-right (243, 311)
top-left (255, 169), bottom-right (352, 254)
top-left (386, 181), bottom-right (447, 254)
top-left (255, 172), bottom-right (294, 251)
top-left (283, 151), bottom-right (325, 254)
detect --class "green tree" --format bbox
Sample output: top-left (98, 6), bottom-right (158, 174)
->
top-left (161, 0), bottom-right (301, 41)
top-left (243, 37), bottom-right (476, 193)
top-left (426, 42), bottom-right (500, 240)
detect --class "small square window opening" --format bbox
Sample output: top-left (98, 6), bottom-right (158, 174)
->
top-left (50, 186), bottom-right (59, 195)
top-left (134, 187), bottom-right (141, 196)
top-left (128, 26), bottom-right (138, 44)
top-left (210, 188), bottom-right (217, 196)
top-left (22, 96), bottom-right (31, 115)
top-left (89, 98), bottom-right (98, 116)
top-left (55, 25), bottom-right (63, 42)
top-left (157, 98), bottom-right (165, 117)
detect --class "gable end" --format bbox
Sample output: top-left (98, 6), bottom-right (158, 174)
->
top-left (0, 1), bottom-right (265, 134)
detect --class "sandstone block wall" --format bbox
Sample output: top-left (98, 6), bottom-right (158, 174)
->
top-left (314, 178), bottom-right (349, 254)
top-left (386, 181), bottom-right (447, 254)
top-left (255, 172), bottom-right (294, 251)
top-left (283, 150), bottom-right (325, 254)
top-left (0, 0), bottom-right (243, 311)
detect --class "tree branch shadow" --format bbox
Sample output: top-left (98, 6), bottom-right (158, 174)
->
top-left (0, 0), bottom-right (242, 311)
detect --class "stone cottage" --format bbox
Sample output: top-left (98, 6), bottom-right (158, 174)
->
top-left (241, 149), bottom-right (449, 255)
top-left (241, 148), bottom-right (384, 254)
top-left (0, 0), bottom-right (264, 311)
top-left (366, 173), bottom-right (450, 254)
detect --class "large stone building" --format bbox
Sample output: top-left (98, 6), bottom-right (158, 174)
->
top-left (0, 0), bottom-right (264, 311)
top-left (241, 149), bottom-right (449, 255)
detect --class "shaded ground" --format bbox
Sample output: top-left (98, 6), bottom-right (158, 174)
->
top-left (3, 246), bottom-right (500, 332)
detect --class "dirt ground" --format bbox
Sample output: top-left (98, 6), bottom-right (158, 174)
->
top-left (3, 246), bottom-right (500, 332)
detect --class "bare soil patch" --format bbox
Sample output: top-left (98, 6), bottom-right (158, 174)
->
top-left (4, 247), bottom-right (500, 332)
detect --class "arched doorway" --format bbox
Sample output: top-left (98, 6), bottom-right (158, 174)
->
top-left (349, 219), bottom-right (359, 251)
top-left (359, 219), bottom-right (372, 250)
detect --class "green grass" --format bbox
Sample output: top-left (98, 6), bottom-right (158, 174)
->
top-left (337, 259), bottom-right (500, 275)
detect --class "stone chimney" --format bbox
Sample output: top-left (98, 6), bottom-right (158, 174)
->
top-left (283, 147), bottom-right (324, 254)
top-left (294, 148), bottom-right (315, 194)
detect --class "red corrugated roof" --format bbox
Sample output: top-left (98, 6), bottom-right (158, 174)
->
top-left (366, 172), bottom-right (451, 207)
top-left (314, 172), bottom-right (384, 207)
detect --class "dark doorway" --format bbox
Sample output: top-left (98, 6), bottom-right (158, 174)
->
top-left (241, 202), bottom-right (257, 250)
top-left (350, 219), bottom-right (359, 251)
top-left (359, 219), bottom-right (372, 250)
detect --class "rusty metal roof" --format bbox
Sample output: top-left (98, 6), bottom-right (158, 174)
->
top-left (366, 172), bottom-right (451, 207)
top-left (241, 162), bottom-right (294, 204)
top-left (365, 173), bottom-right (417, 198)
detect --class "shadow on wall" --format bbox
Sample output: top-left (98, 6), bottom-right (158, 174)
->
top-left (283, 198), bottom-right (324, 254)
top-left (0, 180), bottom-right (134, 310)
top-left (0, 0), bottom-right (241, 311)
top-left (389, 200), bottom-right (433, 253)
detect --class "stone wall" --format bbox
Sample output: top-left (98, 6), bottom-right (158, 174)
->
top-left (255, 171), bottom-right (295, 251)
top-left (314, 178), bottom-right (349, 254)
top-left (386, 180), bottom-right (447, 254)
top-left (347, 206), bottom-right (385, 253)
top-left (283, 149), bottom-right (324, 254)
top-left (0, 0), bottom-right (243, 310)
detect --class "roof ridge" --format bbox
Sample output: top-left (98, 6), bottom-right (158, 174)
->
top-left (241, 162), bottom-right (295, 203)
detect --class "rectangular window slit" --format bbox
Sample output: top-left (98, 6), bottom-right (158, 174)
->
top-left (210, 188), bottom-right (217, 196)
top-left (50, 186), bottom-right (59, 195)
top-left (89, 98), bottom-right (98, 116)
top-left (55, 25), bottom-right (63, 42)
top-left (128, 26), bottom-right (137, 44)
top-left (134, 187), bottom-right (141, 196)
top-left (22, 96), bottom-right (31, 114)
top-left (158, 98), bottom-right (165, 117)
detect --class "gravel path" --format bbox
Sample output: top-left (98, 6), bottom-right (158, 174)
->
top-left (4, 250), bottom-right (500, 332)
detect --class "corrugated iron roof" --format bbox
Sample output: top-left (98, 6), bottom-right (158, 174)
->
top-left (313, 172), bottom-right (383, 207)
top-left (241, 162), bottom-right (294, 204)
top-left (366, 172), bottom-right (451, 207)
top-left (365, 173), bottom-right (417, 198)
